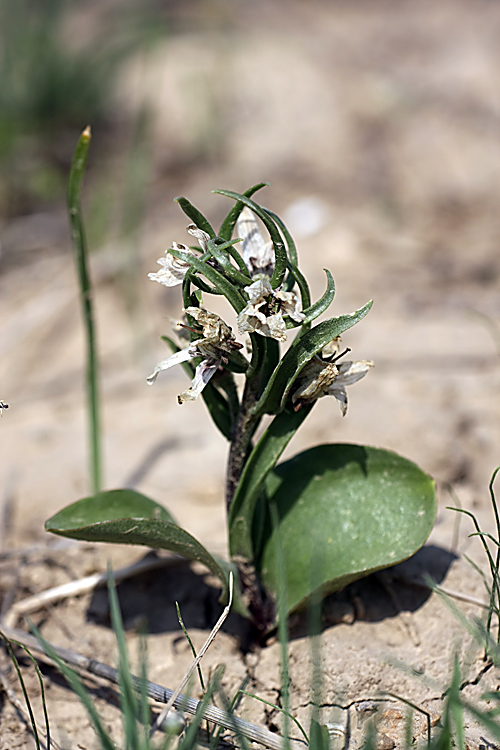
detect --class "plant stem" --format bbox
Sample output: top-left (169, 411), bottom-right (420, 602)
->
top-left (67, 126), bottom-right (102, 495)
top-left (225, 376), bottom-right (260, 515)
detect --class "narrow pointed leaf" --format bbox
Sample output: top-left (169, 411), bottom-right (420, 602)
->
top-left (68, 126), bottom-right (102, 495)
top-left (257, 337), bottom-right (281, 399)
top-left (265, 209), bottom-right (298, 266)
top-left (256, 444), bottom-right (437, 614)
top-left (284, 259), bottom-right (311, 315)
top-left (214, 190), bottom-right (287, 289)
top-left (174, 196), bottom-right (216, 238)
top-left (170, 248), bottom-right (245, 312)
top-left (218, 182), bottom-right (270, 240)
top-left (300, 269), bottom-right (336, 325)
top-left (45, 490), bottom-right (229, 590)
top-left (252, 300), bottom-right (373, 416)
top-left (207, 238), bottom-right (251, 286)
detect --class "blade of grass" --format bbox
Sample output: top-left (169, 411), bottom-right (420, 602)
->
top-left (213, 679), bottom-right (251, 750)
top-left (13, 641), bottom-right (52, 750)
top-left (237, 692), bottom-right (309, 745)
top-left (269, 501), bottom-right (290, 747)
top-left (67, 126), bottom-right (102, 494)
top-left (151, 573), bottom-right (234, 735)
top-left (176, 601), bottom-right (205, 692)
top-left (0, 634), bottom-right (43, 750)
top-left (210, 675), bottom-right (251, 749)
top-left (448, 505), bottom-right (500, 643)
top-left (27, 622), bottom-right (115, 750)
top-left (3, 623), bottom-right (304, 750)
top-left (488, 467), bottom-right (500, 641)
top-left (107, 566), bottom-right (140, 749)
top-left (449, 656), bottom-right (465, 750)
top-left (383, 691), bottom-right (431, 747)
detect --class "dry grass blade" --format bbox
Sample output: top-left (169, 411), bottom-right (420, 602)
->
top-left (0, 622), bottom-right (305, 750)
top-left (151, 572), bottom-right (234, 735)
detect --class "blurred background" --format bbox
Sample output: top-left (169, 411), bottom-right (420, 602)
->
top-left (3, 3), bottom-right (500, 743)
top-left (2, 0), bottom-right (500, 549)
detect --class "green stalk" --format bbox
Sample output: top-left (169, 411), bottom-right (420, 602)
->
top-left (67, 126), bottom-right (102, 494)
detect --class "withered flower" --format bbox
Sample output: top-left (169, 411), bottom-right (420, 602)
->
top-left (237, 277), bottom-right (304, 343)
top-left (292, 341), bottom-right (373, 415)
top-left (147, 307), bottom-right (242, 404)
top-left (148, 224), bottom-right (211, 288)
top-left (236, 207), bottom-right (274, 278)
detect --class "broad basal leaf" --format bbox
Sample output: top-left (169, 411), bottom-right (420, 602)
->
top-left (46, 489), bottom-right (229, 594)
top-left (256, 444), bottom-right (436, 614)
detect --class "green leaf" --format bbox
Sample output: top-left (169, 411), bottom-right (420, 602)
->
top-left (206, 237), bottom-right (251, 286)
top-left (257, 337), bottom-right (281, 400)
top-left (264, 209), bottom-right (298, 266)
top-left (252, 300), bottom-right (373, 416)
top-left (45, 489), bottom-right (229, 592)
top-left (29, 624), bottom-right (116, 750)
top-left (285, 259), bottom-right (311, 317)
top-left (256, 444), bottom-right (437, 614)
top-left (228, 405), bottom-right (314, 560)
top-left (218, 182), bottom-right (270, 240)
top-left (68, 126), bottom-right (102, 495)
top-left (309, 720), bottom-right (331, 750)
top-left (174, 196), bottom-right (216, 238)
top-left (214, 189), bottom-right (287, 289)
top-left (301, 269), bottom-right (336, 325)
top-left (170, 247), bottom-right (245, 312)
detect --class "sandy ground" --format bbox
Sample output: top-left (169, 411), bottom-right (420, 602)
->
top-left (2, 1), bottom-right (500, 747)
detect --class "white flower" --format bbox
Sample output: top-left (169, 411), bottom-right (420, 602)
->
top-left (186, 224), bottom-right (210, 251)
top-left (147, 307), bottom-right (242, 404)
top-left (236, 277), bottom-right (305, 343)
top-left (291, 350), bottom-right (374, 416)
top-left (237, 207), bottom-right (274, 277)
top-left (148, 225), bottom-right (211, 288)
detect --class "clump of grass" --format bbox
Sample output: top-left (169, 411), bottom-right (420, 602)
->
top-left (0, 0), bottom-right (161, 214)
top-left (0, 630), bottom-right (52, 749)
top-left (448, 466), bottom-right (500, 648)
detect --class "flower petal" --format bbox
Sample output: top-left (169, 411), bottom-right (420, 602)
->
top-left (237, 308), bottom-right (288, 342)
top-left (291, 358), bottom-right (374, 413)
top-left (291, 358), bottom-right (339, 404)
top-left (178, 359), bottom-right (219, 403)
top-left (327, 361), bottom-right (374, 416)
top-left (147, 346), bottom-right (196, 385)
top-left (187, 224), bottom-right (211, 252)
top-left (148, 243), bottom-right (194, 287)
top-left (329, 384), bottom-right (349, 416)
top-left (331, 360), bottom-right (374, 388)
top-left (275, 289), bottom-right (305, 323)
top-left (237, 208), bottom-right (274, 277)
top-left (237, 277), bottom-right (302, 342)
top-left (321, 337), bottom-right (342, 358)
top-left (184, 307), bottom-right (242, 352)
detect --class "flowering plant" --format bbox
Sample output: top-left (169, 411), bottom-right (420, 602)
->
top-left (47, 179), bottom-right (436, 631)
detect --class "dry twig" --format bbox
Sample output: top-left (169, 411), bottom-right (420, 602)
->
top-left (0, 623), bottom-right (305, 750)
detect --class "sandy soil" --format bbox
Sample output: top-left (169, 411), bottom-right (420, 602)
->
top-left (2, 1), bottom-right (500, 747)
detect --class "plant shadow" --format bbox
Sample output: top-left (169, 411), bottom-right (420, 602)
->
top-left (86, 544), bottom-right (456, 649)
top-left (86, 555), bottom-right (254, 646)
top-left (287, 543), bottom-right (457, 640)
